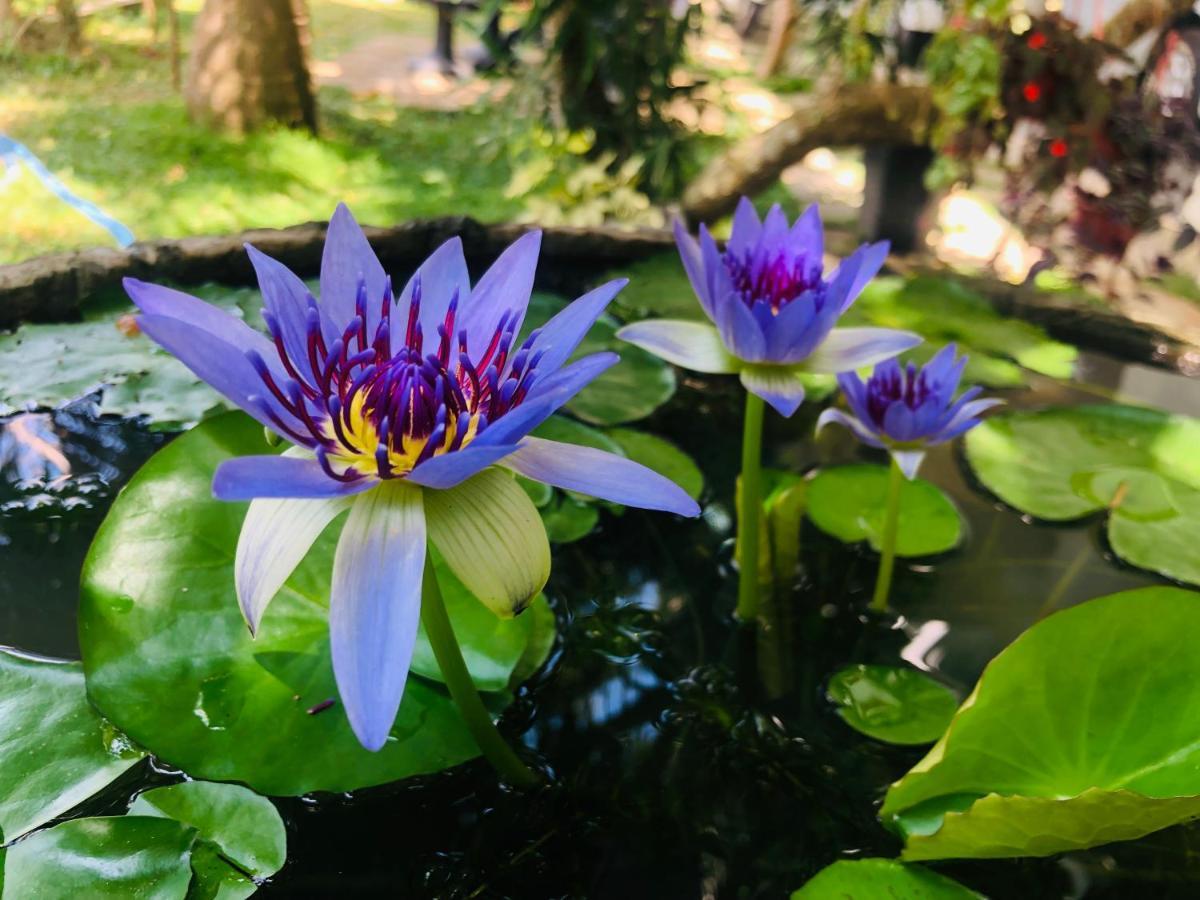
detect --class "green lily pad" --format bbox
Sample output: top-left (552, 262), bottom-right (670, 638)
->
top-left (540, 495), bottom-right (600, 543)
top-left (806, 464), bottom-right (963, 557)
top-left (849, 276), bottom-right (1077, 386)
top-left (129, 781), bottom-right (285, 900)
top-left (827, 664), bottom-right (959, 746)
top-left (606, 253), bottom-right (707, 322)
top-left (0, 817), bottom-right (196, 900)
top-left (525, 292), bottom-right (677, 425)
top-left (965, 405), bottom-right (1200, 585)
top-left (882, 586), bottom-right (1200, 860)
top-left (792, 858), bottom-right (983, 898)
top-left (533, 414), bottom-right (624, 455)
top-left (606, 428), bottom-right (704, 500)
top-left (0, 650), bottom-right (145, 845)
top-left (78, 412), bottom-right (551, 795)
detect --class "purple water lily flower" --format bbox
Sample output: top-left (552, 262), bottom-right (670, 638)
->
top-left (124, 204), bottom-right (699, 751)
top-left (616, 198), bottom-right (922, 416)
top-left (817, 344), bottom-right (1003, 479)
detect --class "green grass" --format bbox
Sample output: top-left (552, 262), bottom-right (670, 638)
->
top-left (0, 1), bottom-right (515, 264)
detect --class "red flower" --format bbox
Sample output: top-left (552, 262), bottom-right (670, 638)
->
top-left (1049, 138), bottom-right (1068, 158)
top-left (1023, 81), bottom-right (1042, 103)
top-left (1027, 32), bottom-right (1047, 50)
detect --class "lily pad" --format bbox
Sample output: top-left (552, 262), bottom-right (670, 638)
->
top-left (792, 858), bottom-right (983, 899)
top-left (78, 412), bottom-right (550, 795)
top-left (0, 650), bottom-right (145, 845)
top-left (827, 664), bottom-right (959, 746)
top-left (606, 253), bottom-right (708, 322)
top-left (129, 781), bottom-right (286, 900)
top-left (525, 292), bottom-right (677, 425)
top-left (882, 586), bottom-right (1200, 860)
top-left (540, 495), bottom-right (601, 544)
top-left (965, 405), bottom-right (1200, 585)
top-left (849, 276), bottom-right (1077, 386)
top-left (0, 816), bottom-right (196, 900)
top-left (606, 428), bottom-right (704, 501)
top-left (807, 465), bottom-right (963, 557)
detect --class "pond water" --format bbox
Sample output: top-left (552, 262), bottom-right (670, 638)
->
top-left (1, 335), bottom-right (1197, 897)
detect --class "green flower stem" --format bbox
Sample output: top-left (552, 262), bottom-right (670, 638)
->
top-left (871, 456), bottom-right (905, 613)
top-left (737, 391), bottom-right (766, 622)
top-left (420, 556), bottom-right (541, 789)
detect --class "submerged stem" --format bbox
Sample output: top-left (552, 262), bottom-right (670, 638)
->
top-left (871, 456), bottom-right (905, 613)
top-left (737, 391), bottom-right (766, 622)
top-left (420, 556), bottom-right (541, 788)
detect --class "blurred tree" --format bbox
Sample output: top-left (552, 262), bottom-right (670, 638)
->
top-left (0, 0), bottom-right (13, 41)
top-left (184, 0), bottom-right (317, 134)
top-left (55, 0), bottom-right (81, 52)
top-left (494, 0), bottom-right (696, 197)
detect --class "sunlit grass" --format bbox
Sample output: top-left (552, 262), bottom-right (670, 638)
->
top-left (1, 1), bottom-right (513, 263)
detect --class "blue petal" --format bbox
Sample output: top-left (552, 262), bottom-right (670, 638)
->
top-left (728, 196), bottom-right (763, 255)
top-left (136, 313), bottom-right (304, 436)
top-left (836, 371), bottom-right (874, 425)
top-left (474, 352), bottom-right (619, 447)
top-left (406, 443), bottom-right (521, 490)
top-left (836, 241), bottom-right (890, 313)
top-left (714, 293), bottom-right (766, 362)
top-left (246, 244), bottom-right (326, 385)
top-left (461, 230), bottom-right (541, 360)
top-left (525, 278), bottom-right (626, 376)
top-left (800, 328), bottom-right (923, 374)
top-left (502, 437), bottom-right (700, 516)
top-left (882, 401), bottom-right (918, 443)
top-left (673, 220), bottom-right (715, 317)
top-left (397, 235), bottom-right (471, 349)
top-left (124, 278), bottom-right (275, 356)
top-left (330, 483), bottom-right (426, 751)
top-left (321, 204), bottom-right (388, 336)
top-left (213, 455), bottom-right (379, 500)
top-left (740, 367), bottom-right (807, 417)
top-left (782, 255), bottom-right (863, 362)
top-left (699, 225), bottom-right (732, 321)
top-left (790, 203), bottom-right (823, 261)
top-left (932, 398), bottom-right (1005, 442)
top-left (763, 289), bottom-right (817, 361)
top-left (757, 203), bottom-right (789, 253)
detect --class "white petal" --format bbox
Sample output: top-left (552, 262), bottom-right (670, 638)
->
top-left (740, 367), bottom-right (807, 418)
top-left (616, 319), bottom-right (741, 374)
top-left (802, 328), bottom-right (922, 374)
top-left (235, 494), bottom-right (353, 635)
top-left (424, 467), bottom-right (551, 619)
top-left (891, 449), bottom-right (927, 480)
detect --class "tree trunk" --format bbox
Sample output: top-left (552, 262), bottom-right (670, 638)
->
top-left (757, 0), bottom-right (797, 79)
top-left (184, 0), bottom-right (318, 134)
top-left (1103, 0), bottom-right (1192, 48)
top-left (55, 0), bottom-right (82, 52)
top-left (681, 83), bottom-right (935, 223)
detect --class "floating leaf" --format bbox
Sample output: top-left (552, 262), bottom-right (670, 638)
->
top-left (882, 587), bottom-right (1200, 860)
top-left (849, 276), bottom-right (1077, 386)
top-left (525, 292), bottom-right (676, 425)
top-left (792, 858), bottom-right (983, 899)
top-left (540, 495), bottom-right (600, 543)
top-left (78, 413), bottom-right (551, 795)
top-left (965, 405), bottom-right (1200, 585)
top-left (0, 817), bottom-right (196, 900)
top-left (807, 464), bottom-right (963, 557)
top-left (606, 427), bottom-right (704, 500)
top-left (827, 664), bottom-right (958, 746)
top-left (129, 781), bottom-right (286, 900)
top-left (0, 650), bottom-right (145, 845)
top-left (606, 253), bottom-right (707, 321)
top-left (533, 414), bottom-right (624, 455)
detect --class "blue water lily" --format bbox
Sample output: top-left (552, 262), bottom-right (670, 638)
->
top-left (616, 198), bottom-right (922, 417)
top-left (818, 344), bottom-right (1004, 479)
top-left (124, 204), bottom-right (699, 753)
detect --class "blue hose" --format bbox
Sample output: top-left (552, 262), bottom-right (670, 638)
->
top-left (1, 133), bottom-right (135, 247)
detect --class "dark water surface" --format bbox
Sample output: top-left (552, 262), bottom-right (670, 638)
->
top-left (2, 358), bottom-right (1199, 898)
